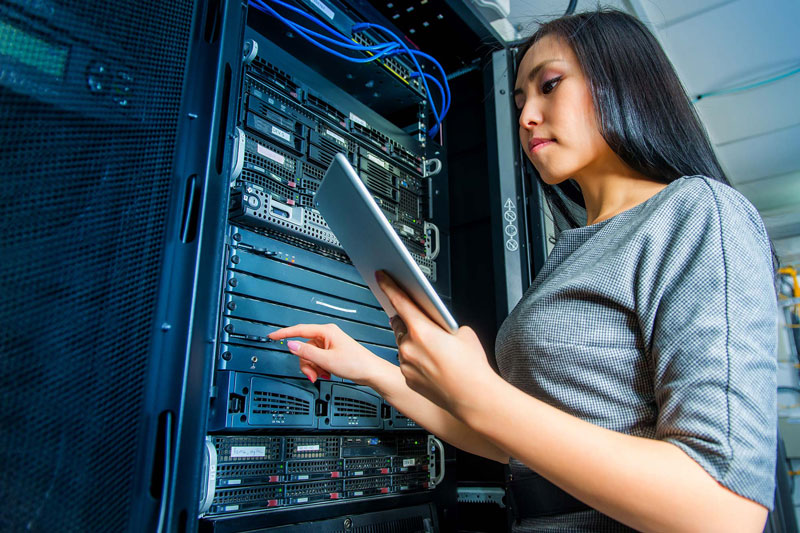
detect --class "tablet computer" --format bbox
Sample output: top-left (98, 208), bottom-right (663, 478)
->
top-left (315, 153), bottom-right (458, 333)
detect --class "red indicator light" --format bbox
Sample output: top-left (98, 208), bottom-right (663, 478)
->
top-left (331, 471), bottom-right (340, 478)
top-left (268, 500), bottom-right (278, 507)
top-left (380, 487), bottom-right (389, 494)
top-left (269, 476), bottom-right (280, 482)
top-left (330, 493), bottom-right (339, 499)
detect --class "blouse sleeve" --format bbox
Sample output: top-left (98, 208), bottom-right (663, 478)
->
top-left (644, 179), bottom-right (777, 508)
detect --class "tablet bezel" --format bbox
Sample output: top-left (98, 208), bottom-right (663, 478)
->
top-left (314, 153), bottom-right (458, 333)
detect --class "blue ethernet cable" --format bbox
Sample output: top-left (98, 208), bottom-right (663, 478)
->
top-left (250, 0), bottom-right (397, 52)
top-left (352, 22), bottom-right (446, 136)
top-left (407, 50), bottom-right (451, 116)
top-left (253, 0), bottom-right (350, 43)
top-left (249, 0), bottom-right (400, 63)
top-left (410, 72), bottom-right (446, 125)
top-left (250, 0), bottom-right (451, 137)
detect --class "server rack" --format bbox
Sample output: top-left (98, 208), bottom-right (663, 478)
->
top-left (1, 0), bottom-right (547, 531)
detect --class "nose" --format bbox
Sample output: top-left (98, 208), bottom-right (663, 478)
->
top-left (518, 98), bottom-right (542, 131)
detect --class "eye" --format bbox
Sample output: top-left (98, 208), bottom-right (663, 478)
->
top-left (542, 76), bottom-right (562, 94)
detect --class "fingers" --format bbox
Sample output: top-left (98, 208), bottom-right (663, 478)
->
top-left (375, 271), bottom-right (433, 333)
top-left (299, 358), bottom-right (330, 383)
top-left (286, 339), bottom-right (331, 368)
top-left (390, 315), bottom-right (408, 345)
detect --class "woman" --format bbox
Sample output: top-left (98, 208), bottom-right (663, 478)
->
top-left (270, 10), bottom-right (777, 532)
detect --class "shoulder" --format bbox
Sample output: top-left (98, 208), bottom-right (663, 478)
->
top-left (648, 176), bottom-right (768, 239)
top-left (639, 176), bottom-right (774, 270)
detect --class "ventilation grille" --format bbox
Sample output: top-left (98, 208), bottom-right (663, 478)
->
top-left (256, 227), bottom-right (351, 264)
top-left (213, 436), bottom-right (283, 461)
top-left (345, 476), bottom-right (389, 491)
top-left (252, 391), bottom-right (311, 415)
top-left (245, 135), bottom-right (297, 180)
top-left (246, 76), bottom-right (310, 121)
top-left (352, 122), bottom-right (389, 148)
top-left (250, 57), bottom-right (299, 96)
top-left (241, 170), bottom-right (296, 202)
top-left (350, 517), bottom-right (425, 533)
top-left (389, 141), bottom-right (422, 171)
top-left (345, 457), bottom-right (389, 470)
top-left (286, 459), bottom-right (340, 473)
top-left (333, 397), bottom-right (379, 417)
top-left (399, 189), bottom-right (421, 218)
top-left (302, 165), bottom-right (324, 184)
top-left (305, 93), bottom-right (346, 125)
top-left (0, 1), bottom-right (193, 531)
top-left (214, 484), bottom-right (283, 504)
top-left (285, 437), bottom-right (340, 459)
top-left (285, 480), bottom-right (342, 497)
top-left (397, 439), bottom-right (427, 457)
top-left (217, 462), bottom-right (283, 478)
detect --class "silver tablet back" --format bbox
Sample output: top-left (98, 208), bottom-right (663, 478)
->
top-left (315, 153), bottom-right (458, 333)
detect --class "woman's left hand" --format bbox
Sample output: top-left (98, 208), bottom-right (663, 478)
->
top-left (376, 271), bottom-right (500, 418)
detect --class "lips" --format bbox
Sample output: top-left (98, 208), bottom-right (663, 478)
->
top-left (529, 138), bottom-right (555, 153)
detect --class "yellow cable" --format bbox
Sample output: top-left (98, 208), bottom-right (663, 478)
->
top-left (778, 266), bottom-right (800, 314)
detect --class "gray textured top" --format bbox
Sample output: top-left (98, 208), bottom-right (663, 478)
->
top-left (495, 176), bottom-right (777, 532)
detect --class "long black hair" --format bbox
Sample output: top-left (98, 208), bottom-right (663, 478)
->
top-left (517, 10), bottom-right (732, 231)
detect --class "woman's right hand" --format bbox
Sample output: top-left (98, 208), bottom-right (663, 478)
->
top-left (269, 323), bottom-right (390, 385)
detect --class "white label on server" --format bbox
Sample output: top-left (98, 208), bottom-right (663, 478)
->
top-left (271, 125), bottom-right (291, 142)
top-left (349, 112), bottom-right (367, 127)
top-left (367, 153), bottom-right (387, 168)
top-left (400, 224), bottom-right (414, 236)
top-left (225, 505), bottom-right (240, 511)
top-left (403, 458), bottom-right (416, 467)
top-left (353, 471), bottom-right (364, 476)
top-left (297, 474), bottom-right (309, 480)
top-left (257, 143), bottom-right (285, 165)
top-left (325, 129), bottom-right (346, 146)
top-left (227, 479), bottom-right (242, 485)
top-left (297, 444), bottom-right (320, 452)
top-left (230, 446), bottom-right (266, 458)
top-left (354, 491), bottom-right (364, 496)
top-left (296, 497), bottom-right (309, 503)
top-left (310, 0), bottom-right (334, 20)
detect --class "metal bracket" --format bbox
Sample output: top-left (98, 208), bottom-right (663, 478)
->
top-left (457, 486), bottom-right (506, 508)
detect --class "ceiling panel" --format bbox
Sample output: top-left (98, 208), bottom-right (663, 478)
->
top-left (734, 171), bottom-right (800, 213)
top-left (633, 0), bottom-right (739, 28)
top-left (695, 75), bottom-right (800, 146)
top-left (654, 0), bottom-right (800, 96)
top-left (716, 123), bottom-right (800, 185)
top-left (506, 0), bottom-right (629, 37)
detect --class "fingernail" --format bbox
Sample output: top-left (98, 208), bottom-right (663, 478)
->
top-left (287, 340), bottom-right (300, 351)
top-left (321, 373), bottom-right (331, 380)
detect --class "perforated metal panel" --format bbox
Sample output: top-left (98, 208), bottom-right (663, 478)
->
top-left (0, 0), bottom-right (194, 531)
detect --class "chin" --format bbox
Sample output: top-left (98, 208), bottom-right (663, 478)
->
top-left (530, 163), bottom-right (572, 186)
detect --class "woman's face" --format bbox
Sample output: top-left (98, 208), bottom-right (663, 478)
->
top-left (514, 35), bottom-right (613, 185)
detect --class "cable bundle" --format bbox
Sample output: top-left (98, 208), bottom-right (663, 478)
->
top-left (248, 0), bottom-right (451, 138)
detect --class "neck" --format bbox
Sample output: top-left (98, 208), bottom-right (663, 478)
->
top-left (571, 159), bottom-right (668, 226)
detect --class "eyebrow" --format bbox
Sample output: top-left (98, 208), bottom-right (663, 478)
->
top-left (513, 59), bottom-right (566, 96)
